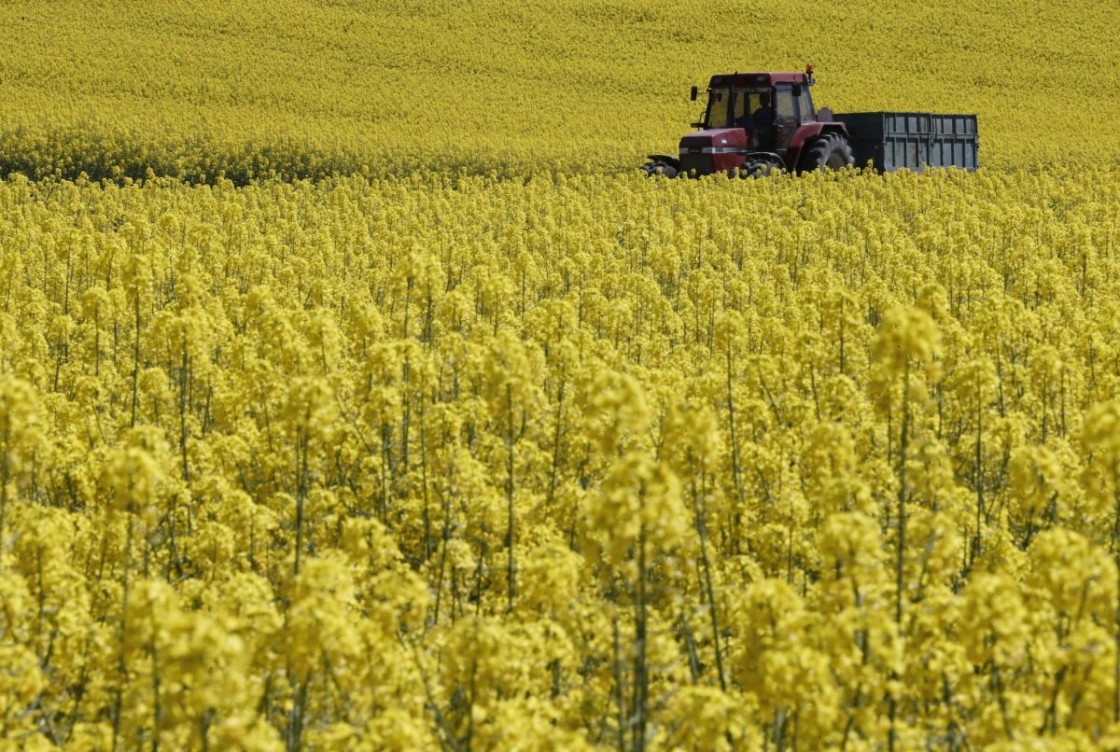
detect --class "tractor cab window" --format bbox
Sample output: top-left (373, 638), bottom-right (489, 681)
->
top-left (797, 86), bottom-right (815, 120)
top-left (774, 85), bottom-right (797, 122)
top-left (706, 88), bottom-right (773, 130)
top-left (705, 89), bottom-right (731, 128)
top-left (731, 89), bottom-right (774, 130)
top-left (732, 89), bottom-right (748, 125)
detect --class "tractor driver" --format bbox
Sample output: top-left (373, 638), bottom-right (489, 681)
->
top-left (750, 92), bottom-right (774, 147)
top-left (748, 93), bottom-right (775, 132)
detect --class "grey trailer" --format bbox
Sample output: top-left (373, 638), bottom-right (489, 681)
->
top-left (835, 112), bottom-right (979, 172)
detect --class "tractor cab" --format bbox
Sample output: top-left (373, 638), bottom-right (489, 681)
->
top-left (697, 72), bottom-right (815, 152)
top-left (643, 65), bottom-right (853, 178)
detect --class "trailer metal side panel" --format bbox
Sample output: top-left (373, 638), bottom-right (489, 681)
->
top-left (835, 112), bottom-right (978, 172)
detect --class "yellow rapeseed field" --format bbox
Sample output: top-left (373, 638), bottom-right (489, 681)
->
top-left (0, 0), bottom-right (1117, 178)
top-left (2, 1), bottom-right (1120, 751)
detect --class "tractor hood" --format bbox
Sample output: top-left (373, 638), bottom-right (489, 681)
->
top-left (678, 128), bottom-right (749, 175)
top-left (679, 128), bottom-right (748, 152)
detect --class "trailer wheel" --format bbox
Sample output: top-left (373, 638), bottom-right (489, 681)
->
top-left (800, 133), bottom-right (854, 172)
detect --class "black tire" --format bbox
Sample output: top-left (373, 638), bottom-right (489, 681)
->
top-left (738, 155), bottom-right (784, 179)
top-left (641, 161), bottom-right (679, 178)
top-left (799, 133), bottom-right (854, 173)
top-left (738, 161), bottom-right (774, 179)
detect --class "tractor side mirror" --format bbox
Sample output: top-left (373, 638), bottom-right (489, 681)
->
top-left (690, 86), bottom-right (698, 101)
top-left (792, 85), bottom-right (802, 97)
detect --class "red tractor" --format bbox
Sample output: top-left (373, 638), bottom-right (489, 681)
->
top-left (643, 65), bottom-right (855, 178)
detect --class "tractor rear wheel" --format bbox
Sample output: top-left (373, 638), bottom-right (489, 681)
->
top-left (800, 133), bottom-right (854, 172)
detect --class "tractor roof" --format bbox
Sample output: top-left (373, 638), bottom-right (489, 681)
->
top-left (707, 72), bottom-right (810, 88)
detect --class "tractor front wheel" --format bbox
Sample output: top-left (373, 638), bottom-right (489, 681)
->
top-left (641, 161), bottom-right (679, 178)
top-left (738, 162), bottom-right (773, 179)
top-left (739, 156), bottom-right (783, 178)
top-left (799, 133), bottom-right (854, 172)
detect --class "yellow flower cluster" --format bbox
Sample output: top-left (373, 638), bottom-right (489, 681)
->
top-left (0, 0), bottom-right (1118, 181)
top-left (2, 167), bottom-right (1120, 748)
